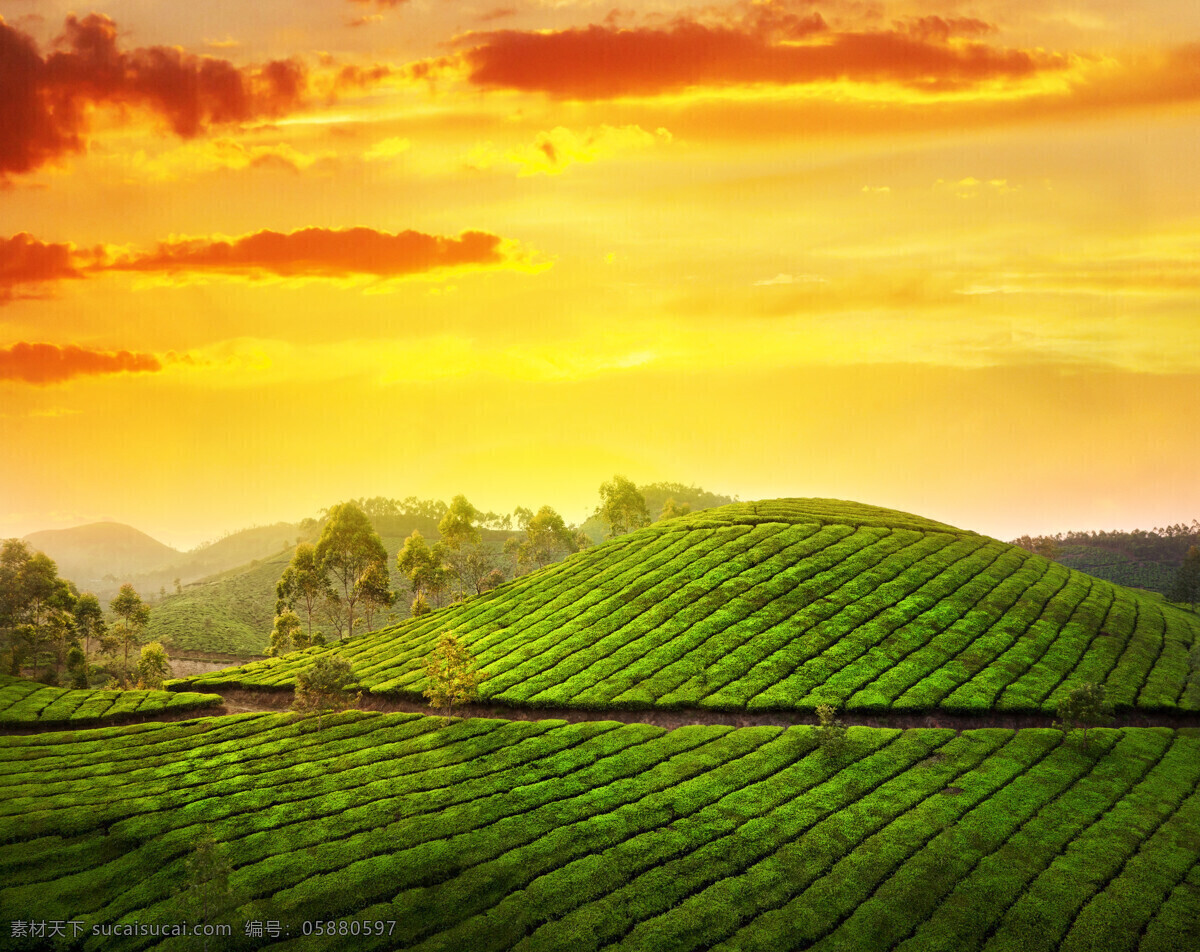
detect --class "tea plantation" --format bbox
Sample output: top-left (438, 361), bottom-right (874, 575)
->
top-left (1, 713), bottom-right (1197, 951)
top-left (177, 500), bottom-right (1200, 716)
top-left (0, 676), bottom-right (221, 727)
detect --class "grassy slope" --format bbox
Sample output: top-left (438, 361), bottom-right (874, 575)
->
top-left (0, 713), bottom-right (1197, 952)
top-left (0, 676), bottom-right (220, 726)
top-left (1056, 545), bottom-right (1178, 596)
top-left (178, 499), bottom-right (1200, 716)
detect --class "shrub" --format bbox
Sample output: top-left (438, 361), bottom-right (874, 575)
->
top-left (816, 703), bottom-right (849, 757)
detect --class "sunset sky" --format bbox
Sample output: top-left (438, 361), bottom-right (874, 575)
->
top-left (2, 0), bottom-right (1198, 549)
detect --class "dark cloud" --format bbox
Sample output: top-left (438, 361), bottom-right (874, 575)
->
top-left (0, 14), bottom-right (307, 176)
top-left (0, 342), bottom-right (161, 384)
top-left (0, 234), bottom-right (83, 301)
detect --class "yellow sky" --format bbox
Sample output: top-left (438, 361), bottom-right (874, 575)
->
top-left (1, 0), bottom-right (1198, 548)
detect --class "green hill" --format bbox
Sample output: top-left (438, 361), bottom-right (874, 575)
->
top-left (22, 522), bottom-right (180, 589)
top-left (0, 676), bottom-right (221, 726)
top-left (178, 498), bottom-right (1200, 715)
top-left (1, 713), bottom-right (1197, 951)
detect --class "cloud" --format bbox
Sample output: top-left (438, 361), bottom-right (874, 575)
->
top-left (456, 6), bottom-right (1065, 99)
top-left (0, 342), bottom-right (162, 384)
top-left (465, 124), bottom-right (670, 175)
top-left (100, 226), bottom-right (535, 281)
top-left (0, 13), bottom-right (307, 177)
top-left (0, 234), bottom-right (84, 301)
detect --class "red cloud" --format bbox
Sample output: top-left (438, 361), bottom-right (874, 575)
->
top-left (0, 234), bottom-right (83, 301)
top-left (0, 342), bottom-right (161, 384)
top-left (459, 14), bottom-right (1063, 98)
top-left (104, 227), bottom-right (508, 278)
top-left (0, 14), bottom-right (306, 176)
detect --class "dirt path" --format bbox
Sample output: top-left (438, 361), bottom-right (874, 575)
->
top-left (211, 687), bottom-right (1200, 733)
top-left (5, 687), bottom-right (1198, 735)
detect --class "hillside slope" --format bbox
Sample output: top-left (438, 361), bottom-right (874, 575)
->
top-left (1, 715), bottom-right (1197, 951)
top-left (178, 499), bottom-right (1200, 715)
top-left (23, 522), bottom-right (179, 586)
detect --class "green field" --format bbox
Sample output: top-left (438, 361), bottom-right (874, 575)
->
top-left (0, 676), bottom-right (221, 726)
top-left (1, 713), bottom-right (1197, 951)
top-left (176, 499), bottom-right (1200, 716)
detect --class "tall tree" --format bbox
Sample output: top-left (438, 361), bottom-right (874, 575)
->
top-left (398, 531), bottom-right (450, 611)
top-left (514, 506), bottom-right (579, 572)
top-left (356, 561), bottom-right (395, 631)
top-left (276, 543), bottom-right (332, 640)
top-left (438, 495), bottom-right (488, 599)
top-left (315, 503), bottom-right (388, 641)
top-left (109, 584), bottom-right (150, 687)
top-left (0, 541), bottom-right (76, 678)
top-left (1170, 545), bottom-right (1200, 611)
top-left (74, 593), bottom-right (106, 657)
top-left (658, 497), bottom-right (692, 520)
top-left (596, 475), bottom-right (651, 538)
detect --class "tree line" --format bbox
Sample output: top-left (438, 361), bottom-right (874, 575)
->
top-left (268, 476), bottom-right (707, 655)
top-left (0, 539), bottom-right (170, 688)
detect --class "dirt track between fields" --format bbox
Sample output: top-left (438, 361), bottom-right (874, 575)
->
top-left (5, 686), bottom-right (1199, 735)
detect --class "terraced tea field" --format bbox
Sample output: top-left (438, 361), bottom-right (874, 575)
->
top-left (178, 500), bottom-right (1200, 717)
top-left (0, 677), bottom-right (221, 727)
top-left (1, 713), bottom-right (1198, 951)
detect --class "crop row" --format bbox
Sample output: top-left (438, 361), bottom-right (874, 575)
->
top-left (0, 676), bottom-right (221, 727)
top-left (179, 506), bottom-right (1200, 715)
top-left (1, 715), bottom-right (1198, 951)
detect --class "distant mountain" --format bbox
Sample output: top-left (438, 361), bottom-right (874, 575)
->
top-left (23, 523), bottom-right (180, 588)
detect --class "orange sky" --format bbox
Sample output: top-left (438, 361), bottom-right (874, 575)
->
top-left (1, 0), bottom-right (1198, 549)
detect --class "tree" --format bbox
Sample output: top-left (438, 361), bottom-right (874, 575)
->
top-left (596, 475), bottom-right (650, 538)
top-left (276, 543), bottom-right (333, 640)
top-left (74, 593), bottom-right (106, 657)
top-left (513, 506), bottom-right (578, 572)
top-left (293, 654), bottom-right (359, 731)
top-left (355, 561), bottom-right (395, 631)
top-left (109, 584), bottom-right (150, 687)
top-left (815, 703), bottom-right (849, 757)
top-left (438, 494), bottom-right (483, 549)
top-left (314, 503), bottom-right (388, 641)
top-left (1169, 545), bottom-right (1200, 611)
top-left (136, 641), bottom-right (172, 689)
top-left (174, 577), bottom-right (182, 595)
top-left (1056, 682), bottom-right (1111, 748)
top-left (0, 542), bottom-right (76, 678)
top-left (398, 530), bottom-right (450, 609)
top-left (266, 610), bottom-right (306, 657)
top-left (424, 633), bottom-right (484, 717)
top-left (658, 497), bottom-right (692, 520)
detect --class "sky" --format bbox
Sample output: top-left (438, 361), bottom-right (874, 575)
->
top-left (1, 0), bottom-right (1198, 550)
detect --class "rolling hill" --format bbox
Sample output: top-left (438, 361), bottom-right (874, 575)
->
top-left (23, 522), bottom-right (180, 588)
top-left (1, 713), bottom-right (1197, 951)
top-left (177, 499), bottom-right (1200, 715)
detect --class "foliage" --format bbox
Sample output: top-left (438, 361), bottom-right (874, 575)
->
top-left (109, 583), bottom-right (150, 687)
top-left (398, 531), bottom-right (450, 608)
top-left (73, 592), bottom-right (106, 657)
top-left (136, 641), bottom-right (172, 689)
top-left (658, 497), bottom-right (693, 520)
top-left (315, 502), bottom-right (389, 640)
top-left (180, 828), bottom-right (232, 952)
top-left (0, 539), bottom-right (78, 679)
top-left (276, 542), bottom-right (333, 639)
top-left (639, 481), bottom-right (737, 520)
top-left (0, 674), bottom-right (220, 724)
top-left (438, 494), bottom-right (484, 550)
top-left (596, 475), bottom-right (651, 538)
top-left (815, 703), bottom-right (849, 757)
top-left (267, 610), bottom-right (306, 656)
top-left (1169, 545), bottom-right (1200, 610)
top-left (423, 632), bottom-right (484, 717)
top-left (177, 498), bottom-right (1200, 718)
top-left (1056, 682), bottom-right (1112, 748)
top-left (293, 654), bottom-right (359, 730)
top-left (2, 720), bottom-right (1198, 951)
top-left (511, 505), bottom-right (579, 573)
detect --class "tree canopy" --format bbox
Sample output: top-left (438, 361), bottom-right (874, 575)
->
top-left (596, 475), bottom-right (651, 538)
top-left (314, 502), bottom-right (389, 640)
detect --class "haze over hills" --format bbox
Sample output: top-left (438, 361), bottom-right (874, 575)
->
top-left (20, 520), bottom-right (302, 598)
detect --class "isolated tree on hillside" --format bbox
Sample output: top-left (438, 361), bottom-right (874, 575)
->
top-left (293, 654), bottom-right (359, 731)
top-left (424, 633), bottom-right (484, 718)
top-left (596, 475), bottom-right (650, 538)
top-left (438, 495), bottom-right (499, 598)
top-left (110, 584), bottom-right (150, 687)
top-left (1056, 682), bottom-right (1111, 749)
top-left (136, 641), bottom-right (172, 689)
top-left (315, 503), bottom-right (388, 641)
top-left (276, 543), bottom-right (332, 639)
top-left (0, 543), bottom-right (76, 678)
top-left (1170, 545), bottom-right (1200, 611)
